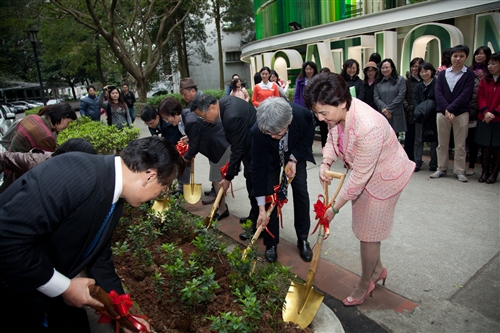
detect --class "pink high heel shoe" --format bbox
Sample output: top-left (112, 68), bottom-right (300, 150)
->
top-left (374, 268), bottom-right (388, 286)
top-left (342, 280), bottom-right (375, 306)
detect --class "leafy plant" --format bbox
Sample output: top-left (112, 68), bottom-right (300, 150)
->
top-left (232, 286), bottom-right (262, 330)
top-left (208, 312), bottom-right (251, 333)
top-left (57, 116), bottom-right (140, 154)
top-left (151, 271), bottom-right (165, 301)
top-left (180, 267), bottom-right (220, 309)
top-left (111, 241), bottom-right (130, 257)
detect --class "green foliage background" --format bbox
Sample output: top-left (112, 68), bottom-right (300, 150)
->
top-left (57, 117), bottom-right (140, 155)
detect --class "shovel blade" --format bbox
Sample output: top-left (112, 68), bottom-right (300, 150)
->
top-left (282, 281), bottom-right (324, 329)
top-left (183, 183), bottom-right (202, 204)
top-left (152, 197), bottom-right (170, 213)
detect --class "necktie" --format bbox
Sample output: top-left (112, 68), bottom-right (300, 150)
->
top-left (278, 138), bottom-right (288, 201)
top-left (82, 203), bottom-right (116, 260)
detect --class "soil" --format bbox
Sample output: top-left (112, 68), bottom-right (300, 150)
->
top-left (111, 203), bottom-right (314, 333)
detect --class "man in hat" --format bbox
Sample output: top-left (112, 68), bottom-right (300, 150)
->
top-left (180, 77), bottom-right (203, 108)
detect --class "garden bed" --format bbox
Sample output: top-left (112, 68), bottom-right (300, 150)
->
top-left (111, 195), bottom-right (314, 333)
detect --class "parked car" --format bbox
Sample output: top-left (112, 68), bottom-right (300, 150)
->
top-left (0, 104), bottom-right (16, 137)
top-left (3, 103), bottom-right (25, 113)
top-left (24, 99), bottom-right (44, 107)
top-left (11, 101), bottom-right (34, 109)
top-left (47, 99), bottom-right (63, 105)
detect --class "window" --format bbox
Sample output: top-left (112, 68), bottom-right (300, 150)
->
top-left (225, 51), bottom-right (242, 63)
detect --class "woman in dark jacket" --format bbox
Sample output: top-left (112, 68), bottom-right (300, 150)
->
top-left (403, 57), bottom-right (424, 162)
top-left (340, 59), bottom-right (365, 100)
top-left (361, 61), bottom-right (379, 110)
top-left (413, 62), bottom-right (438, 172)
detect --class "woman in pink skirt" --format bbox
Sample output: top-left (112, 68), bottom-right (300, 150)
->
top-left (304, 73), bottom-right (415, 306)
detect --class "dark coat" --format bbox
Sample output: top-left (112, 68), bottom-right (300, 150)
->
top-left (344, 75), bottom-right (365, 101)
top-left (149, 117), bottom-right (182, 145)
top-left (414, 78), bottom-right (438, 142)
top-left (0, 153), bottom-right (124, 295)
top-left (250, 102), bottom-right (315, 197)
top-left (182, 108), bottom-right (229, 163)
top-left (435, 68), bottom-right (475, 116)
top-left (218, 95), bottom-right (256, 181)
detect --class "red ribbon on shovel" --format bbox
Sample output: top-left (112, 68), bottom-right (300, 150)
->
top-left (175, 140), bottom-right (189, 157)
top-left (95, 290), bottom-right (150, 333)
top-left (265, 184), bottom-right (288, 231)
top-left (311, 194), bottom-right (331, 240)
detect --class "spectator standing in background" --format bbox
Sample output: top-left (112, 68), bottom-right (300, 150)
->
top-left (361, 61), bottom-right (379, 110)
top-left (229, 78), bottom-right (249, 102)
top-left (475, 52), bottom-right (500, 184)
top-left (99, 86), bottom-right (131, 130)
top-left (374, 58), bottom-right (407, 134)
top-left (403, 57), bottom-right (424, 162)
top-left (431, 45), bottom-right (475, 182)
top-left (121, 84), bottom-right (136, 123)
top-left (225, 74), bottom-right (240, 95)
top-left (79, 86), bottom-right (100, 121)
top-left (340, 59), bottom-right (365, 100)
top-left (251, 67), bottom-right (280, 107)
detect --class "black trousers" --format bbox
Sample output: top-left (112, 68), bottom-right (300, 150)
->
top-left (263, 160), bottom-right (310, 247)
top-left (242, 154), bottom-right (259, 222)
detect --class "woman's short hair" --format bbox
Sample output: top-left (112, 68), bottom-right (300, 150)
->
top-left (340, 59), bottom-right (360, 79)
top-left (441, 48), bottom-right (452, 67)
top-left (369, 53), bottom-right (382, 65)
top-left (158, 97), bottom-right (183, 117)
top-left (269, 69), bottom-right (280, 80)
top-left (304, 73), bottom-right (352, 111)
top-left (410, 57), bottom-right (424, 69)
top-left (53, 138), bottom-right (97, 156)
top-left (140, 105), bottom-right (158, 122)
top-left (485, 52), bottom-right (500, 81)
top-left (417, 62), bottom-right (436, 79)
top-left (256, 97), bottom-right (293, 134)
top-left (377, 58), bottom-right (399, 83)
top-left (120, 136), bottom-right (185, 186)
top-left (254, 72), bottom-right (262, 85)
top-left (38, 103), bottom-right (77, 125)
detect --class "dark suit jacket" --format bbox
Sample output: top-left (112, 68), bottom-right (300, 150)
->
top-left (0, 152), bottom-right (124, 295)
top-left (250, 102), bottom-right (315, 197)
top-left (218, 95), bottom-right (256, 181)
top-left (149, 117), bottom-right (182, 145)
top-left (182, 108), bottom-right (230, 163)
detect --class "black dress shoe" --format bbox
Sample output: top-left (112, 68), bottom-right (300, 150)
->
top-left (216, 204), bottom-right (230, 220)
top-left (239, 216), bottom-right (250, 224)
top-left (297, 240), bottom-right (312, 262)
top-left (202, 195), bottom-right (216, 205)
top-left (204, 186), bottom-right (216, 196)
top-left (265, 245), bottom-right (278, 263)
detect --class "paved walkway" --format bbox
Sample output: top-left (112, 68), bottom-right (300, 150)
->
top-left (133, 119), bottom-right (500, 332)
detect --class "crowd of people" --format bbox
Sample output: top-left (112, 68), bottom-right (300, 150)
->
top-left (1, 43), bottom-right (498, 331)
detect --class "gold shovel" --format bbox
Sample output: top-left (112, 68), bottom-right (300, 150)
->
top-left (183, 158), bottom-right (202, 204)
top-left (282, 171), bottom-right (345, 328)
top-left (203, 187), bottom-right (225, 229)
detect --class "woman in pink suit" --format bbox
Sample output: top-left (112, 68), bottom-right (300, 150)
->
top-left (304, 73), bottom-right (415, 306)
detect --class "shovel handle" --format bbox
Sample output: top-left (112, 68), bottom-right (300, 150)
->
top-left (324, 171), bottom-right (346, 207)
top-left (88, 285), bottom-right (141, 333)
top-left (206, 188), bottom-right (225, 229)
top-left (189, 158), bottom-right (195, 184)
top-left (241, 202), bottom-right (276, 259)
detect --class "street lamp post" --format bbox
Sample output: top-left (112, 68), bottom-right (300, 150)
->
top-left (27, 29), bottom-right (46, 106)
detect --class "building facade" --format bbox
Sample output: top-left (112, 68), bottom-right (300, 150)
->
top-left (243, 0), bottom-right (500, 83)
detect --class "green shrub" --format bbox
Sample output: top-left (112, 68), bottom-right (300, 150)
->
top-left (25, 106), bottom-right (42, 115)
top-left (147, 93), bottom-right (183, 108)
top-left (57, 116), bottom-right (140, 154)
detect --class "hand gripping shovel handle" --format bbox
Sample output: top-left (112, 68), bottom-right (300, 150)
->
top-left (88, 285), bottom-right (140, 333)
top-left (241, 201), bottom-right (276, 260)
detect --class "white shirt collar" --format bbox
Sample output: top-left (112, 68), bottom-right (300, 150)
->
top-left (113, 156), bottom-right (123, 203)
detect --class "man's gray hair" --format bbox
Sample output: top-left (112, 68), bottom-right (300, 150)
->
top-left (190, 94), bottom-right (217, 113)
top-left (256, 97), bottom-right (293, 134)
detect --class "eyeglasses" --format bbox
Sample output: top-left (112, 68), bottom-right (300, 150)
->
top-left (197, 112), bottom-right (207, 121)
top-left (264, 126), bottom-right (288, 137)
top-left (411, 65), bottom-right (419, 69)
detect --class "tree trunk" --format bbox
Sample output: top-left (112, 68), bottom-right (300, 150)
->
top-left (175, 27), bottom-right (188, 78)
top-left (95, 42), bottom-right (106, 86)
top-left (214, 0), bottom-right (224, 90)
top-left (135, 77), bottom-right (148, 113)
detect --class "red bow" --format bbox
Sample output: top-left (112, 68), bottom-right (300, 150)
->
top-left (96, 290), bottom-right (150, 333)
top-left (220, 162), bottom-right (235, 198)
top-left (311, 194), bottom-right (331, 240)
top-left (265, 185), bottom-right (288, 230)
top-left (175, 141), bottom-right (189, 157)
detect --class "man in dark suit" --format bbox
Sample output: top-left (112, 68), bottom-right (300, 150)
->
top-left (0, 136), bottom-right (184, 332)
top-left (250, 97), bottom-right (315, 263)
top-left (181, 98), bottom-right (231, 217)
top-left (191, 95), bottom-right (259, 234)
